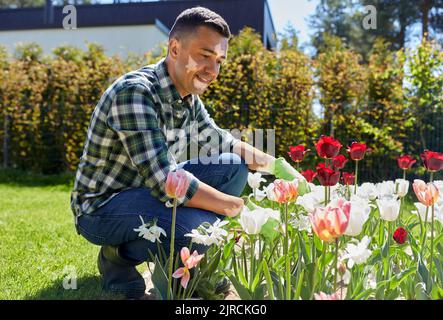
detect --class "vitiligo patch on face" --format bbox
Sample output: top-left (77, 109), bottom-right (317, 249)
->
top-left (185, 56), bottom-right (198, 74)
top-left (214, 43), bottom-right (227, 58)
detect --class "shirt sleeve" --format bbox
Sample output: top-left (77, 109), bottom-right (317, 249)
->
top-left (194, 96), bottom-right (241, 155)
top-left (107, 84), bottom-right (199, 205)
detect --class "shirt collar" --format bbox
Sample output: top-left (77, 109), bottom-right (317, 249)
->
top-left (155, 57), bottom-right (194, 106)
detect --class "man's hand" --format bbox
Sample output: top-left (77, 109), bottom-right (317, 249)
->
top-left (233, 141), bottom-right (276, 173)
top-left (185, 182), bottom-right (244, 217)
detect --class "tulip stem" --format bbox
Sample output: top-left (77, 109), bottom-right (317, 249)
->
top-left (284, 202), bottom-right (291, 300)
top-left (402, 169), bottom-right (406, 181)
top-left (354, 160), bottom-right (359, 195)
top-left (167, 198), bottom-right (178, 300)
top-left (334, 238), bottom-right (339, 293)
top-left (428, 171), bottom-right (435, 289)
top-left (428, 203), bottom-right (435, 290)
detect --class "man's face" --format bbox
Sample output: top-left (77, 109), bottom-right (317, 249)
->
top-left (169, 26), bottom-right (228, 96)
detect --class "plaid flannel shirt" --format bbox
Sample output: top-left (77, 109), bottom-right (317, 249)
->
top-left (71, 58), bottom-right (240, 219)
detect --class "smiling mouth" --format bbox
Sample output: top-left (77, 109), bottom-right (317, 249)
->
top-left (195, 74), bottom-right (212, 84)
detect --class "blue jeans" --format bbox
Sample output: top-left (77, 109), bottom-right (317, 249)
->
top-left (76, 153), bottom-right (248, 262)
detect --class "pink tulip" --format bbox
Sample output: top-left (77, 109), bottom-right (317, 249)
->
top-left (273, 179), bottom-right (298, 203)
top-left (314, 292), bottom-right (339, 300)
top-left (412, 179), bottom-right (439, 207)
top-left (172, 247), bottom-right (204, 289)
top-left (165, 169), bottom-right (190, 199)
top-left (309, 198), bottom-right (351, 242)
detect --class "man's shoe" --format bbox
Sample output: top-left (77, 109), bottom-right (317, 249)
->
top-left (97, 245), bottom-right (146, 299)
top-left (214, 277), bottom-right (231, 295)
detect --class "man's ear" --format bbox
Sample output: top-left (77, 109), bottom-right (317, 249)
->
top-left (168, 38), bottom-right (180, 60)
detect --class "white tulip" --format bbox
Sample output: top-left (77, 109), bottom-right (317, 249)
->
top-left (376, 181), bottom-right (396, 199)
top-left (395, 179), bottom-right (410, 197)
top-left (239, 207), bottom-right (268, 235)
top-left (413, 202), bottom-right (443, 225)
top-left (265, 183), bottom-right (276, 201)
top-left (342, 236), bottom-right (372, 268)
top-left (376, 196), bottom-right (400, 221)
top-left (248, 172), bottom-right (266, 190)
top-left (357, 182), bottom-right (378, 200)
top-left (344, 195), bottom-right (371, 236)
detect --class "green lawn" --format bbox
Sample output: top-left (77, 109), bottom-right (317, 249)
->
top-left (0, 170), bottom-right (136, 300)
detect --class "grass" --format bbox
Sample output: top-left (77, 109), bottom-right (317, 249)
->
top-left (0, 169), bottom-right (137, 300)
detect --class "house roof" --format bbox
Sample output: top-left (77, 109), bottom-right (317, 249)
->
top-left (0, 0), bottom-right (276, 48)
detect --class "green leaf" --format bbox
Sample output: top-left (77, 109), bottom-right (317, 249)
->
top-left (251, 261), bottom-right (264, 292)
top-left (260, 218), bottom-right (280, 243)
top-left (262, 260), bottom-right (275, 300)
top-left (226, 272), bottom-right (252, 300)
top-left (388, 267), bottom-right (415, 290)
top-left (417, 255), bottom-right (429, 284)
top-left (414, 282), bottom-right (429, 300)
top-left (151, 256), bottom-right (171, 300)
top-left (223, 240), bottom-right (235, 261)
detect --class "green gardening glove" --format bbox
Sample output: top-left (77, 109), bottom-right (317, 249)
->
top-left (268, 157), bottom-right (310, 196)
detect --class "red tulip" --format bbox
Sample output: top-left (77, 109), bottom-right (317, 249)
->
top-left (342, 172), bottom-right (355, 186)
top-left (421, 150), bottom-right (443, 172)
top-left (347, 142), bottom-right (368, 161)
top-left (393, 227), bottom-right (408, 244)
top-left (315, 136), bottom-right (342, 159)
top-left (316, 163), bottom-right (340, 186)
top-left (332, 154), bottom-right (348, 170)
top-left (397, 155), bottom-right (416, 170)
top-left (288, 145), bottom-right (309, 162)
top-left (301, 169), bottom-right (317, 183)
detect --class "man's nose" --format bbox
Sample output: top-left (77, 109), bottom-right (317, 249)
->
top-left (205, 59), bottom-right (219, 78)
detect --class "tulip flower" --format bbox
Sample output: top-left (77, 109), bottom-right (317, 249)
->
top-left (393, 227), bottom-right (408, 244)
top-left (172, 247), bottom-right (204, 289)
top-left (397, 155), bottom-right (416, 170)
top-left (344, 195), bottom-right (371, 236)
top-left (288, 145), bottom-right (310, 163)
top-left (165, 169), bottom-right (191, 299)
top-left (412, 179), bottom-right (439, 207)
top-left (314, 292), bottom-right (339, 300)
top-left (342, 172), bottom-right (355, 186)
top-left (376, 197), bottom-right (400, 221)
top-left (247, 172), bottom-right (266, 190)
top-left (315, 136), bottom-right (342, 159)
top-left (273, 179), bottom-right (298, 203)
top-left (309, 198), bottom-right (350, 242)
top-left (165, 169), bottom-right (190, 199)
top-left (347, 142), bottom-right (369, 161)
top-left (316, 163), bottom-right (340, 187)
top-left (301, 169), bottom-right (317, 183)
top-left (421, 150), bottom-right (443, 173)
top-left (332, 154), bottom-right (348, 170)
top-left (239, 207), bottom-right (268, 235)
top-left (395, 179), bottom-right (409, 198)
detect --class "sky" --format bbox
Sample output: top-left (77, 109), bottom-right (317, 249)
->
top-left (267, 0), bottom-right (319, 47)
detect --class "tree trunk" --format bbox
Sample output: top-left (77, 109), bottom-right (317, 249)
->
top-left (422, 0), bottom-right (431, 40)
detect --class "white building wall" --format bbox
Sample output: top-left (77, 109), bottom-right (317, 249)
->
top-left (0, 24), bottom-right (168, 57)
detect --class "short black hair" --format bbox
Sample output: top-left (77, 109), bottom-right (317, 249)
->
top-left (169, 7), bottom-right (231, 40)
